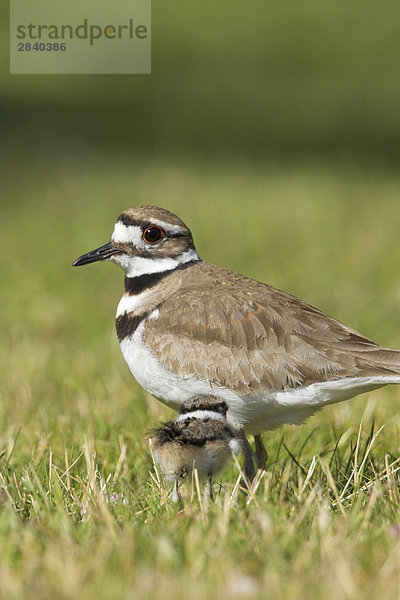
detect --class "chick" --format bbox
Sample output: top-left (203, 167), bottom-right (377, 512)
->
top-left (152, 395), bottom-right (240, 502)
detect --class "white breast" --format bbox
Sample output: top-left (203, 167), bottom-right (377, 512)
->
top-left (119, 314), bottom-right (400, 433)
top-left (119, 313), bottom-right (236, 410)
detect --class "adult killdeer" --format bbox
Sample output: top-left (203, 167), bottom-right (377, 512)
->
top-left (151, 395), bottom-right (240, 501)
top-left (73, 206), bottom-right (400, 480)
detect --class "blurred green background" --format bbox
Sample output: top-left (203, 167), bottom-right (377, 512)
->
top-left (2, 0), bottom-right (400, 165)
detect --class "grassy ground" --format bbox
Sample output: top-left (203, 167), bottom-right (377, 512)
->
top-left (2, 159), bottom-right (400, 599)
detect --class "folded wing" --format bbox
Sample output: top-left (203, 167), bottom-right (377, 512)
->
top-left (143, 266), bottom-right (400, 396)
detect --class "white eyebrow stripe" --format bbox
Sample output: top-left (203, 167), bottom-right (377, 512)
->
top-left (150, 219), bottom-right (183, 234)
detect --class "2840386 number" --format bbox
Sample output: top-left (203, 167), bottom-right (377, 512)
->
top-left (17, 42), bottom-right (67, 51)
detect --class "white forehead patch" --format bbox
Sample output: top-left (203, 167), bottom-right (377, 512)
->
top-left (112, 222), bottom-right (143, 245)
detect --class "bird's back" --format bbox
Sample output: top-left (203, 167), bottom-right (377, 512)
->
top-left (143, 261), bottom-right (400, 395)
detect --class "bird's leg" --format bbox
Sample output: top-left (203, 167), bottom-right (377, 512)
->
top-left (254, 434), bottom-right (268, 472)
top-left (205, 472), bottom-right (213, 501)
top-left (170, 477), bottom-right (182, 504)
top-left (237, 429), bottom-right (257, 484)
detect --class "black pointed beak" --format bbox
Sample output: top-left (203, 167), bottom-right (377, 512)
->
top-left (72, 242), bottom-right (122, 267)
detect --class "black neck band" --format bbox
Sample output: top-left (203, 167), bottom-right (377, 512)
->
top-left (124, 259), bottom-right (201, 295)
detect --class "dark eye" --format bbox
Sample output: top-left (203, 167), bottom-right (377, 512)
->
top-left (143, 226), bottom-right (164, 244)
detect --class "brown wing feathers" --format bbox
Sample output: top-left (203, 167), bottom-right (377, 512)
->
top-left (143, 262), bottom-right (400, 394)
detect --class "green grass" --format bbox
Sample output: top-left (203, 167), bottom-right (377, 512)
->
top-left (2, 159), bottom-right (400, 599)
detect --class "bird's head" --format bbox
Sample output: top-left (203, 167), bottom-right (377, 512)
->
top-left (73, 206), bottom-right (199, 277)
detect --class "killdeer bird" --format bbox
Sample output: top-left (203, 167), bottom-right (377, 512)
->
top-left (151, 395), bottom-right (240, 501)
top-left (73, 206), bottom-right (400, 480)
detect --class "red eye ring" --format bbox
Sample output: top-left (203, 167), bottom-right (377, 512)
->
top-left (143, 226), bottom-right (164, 244)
